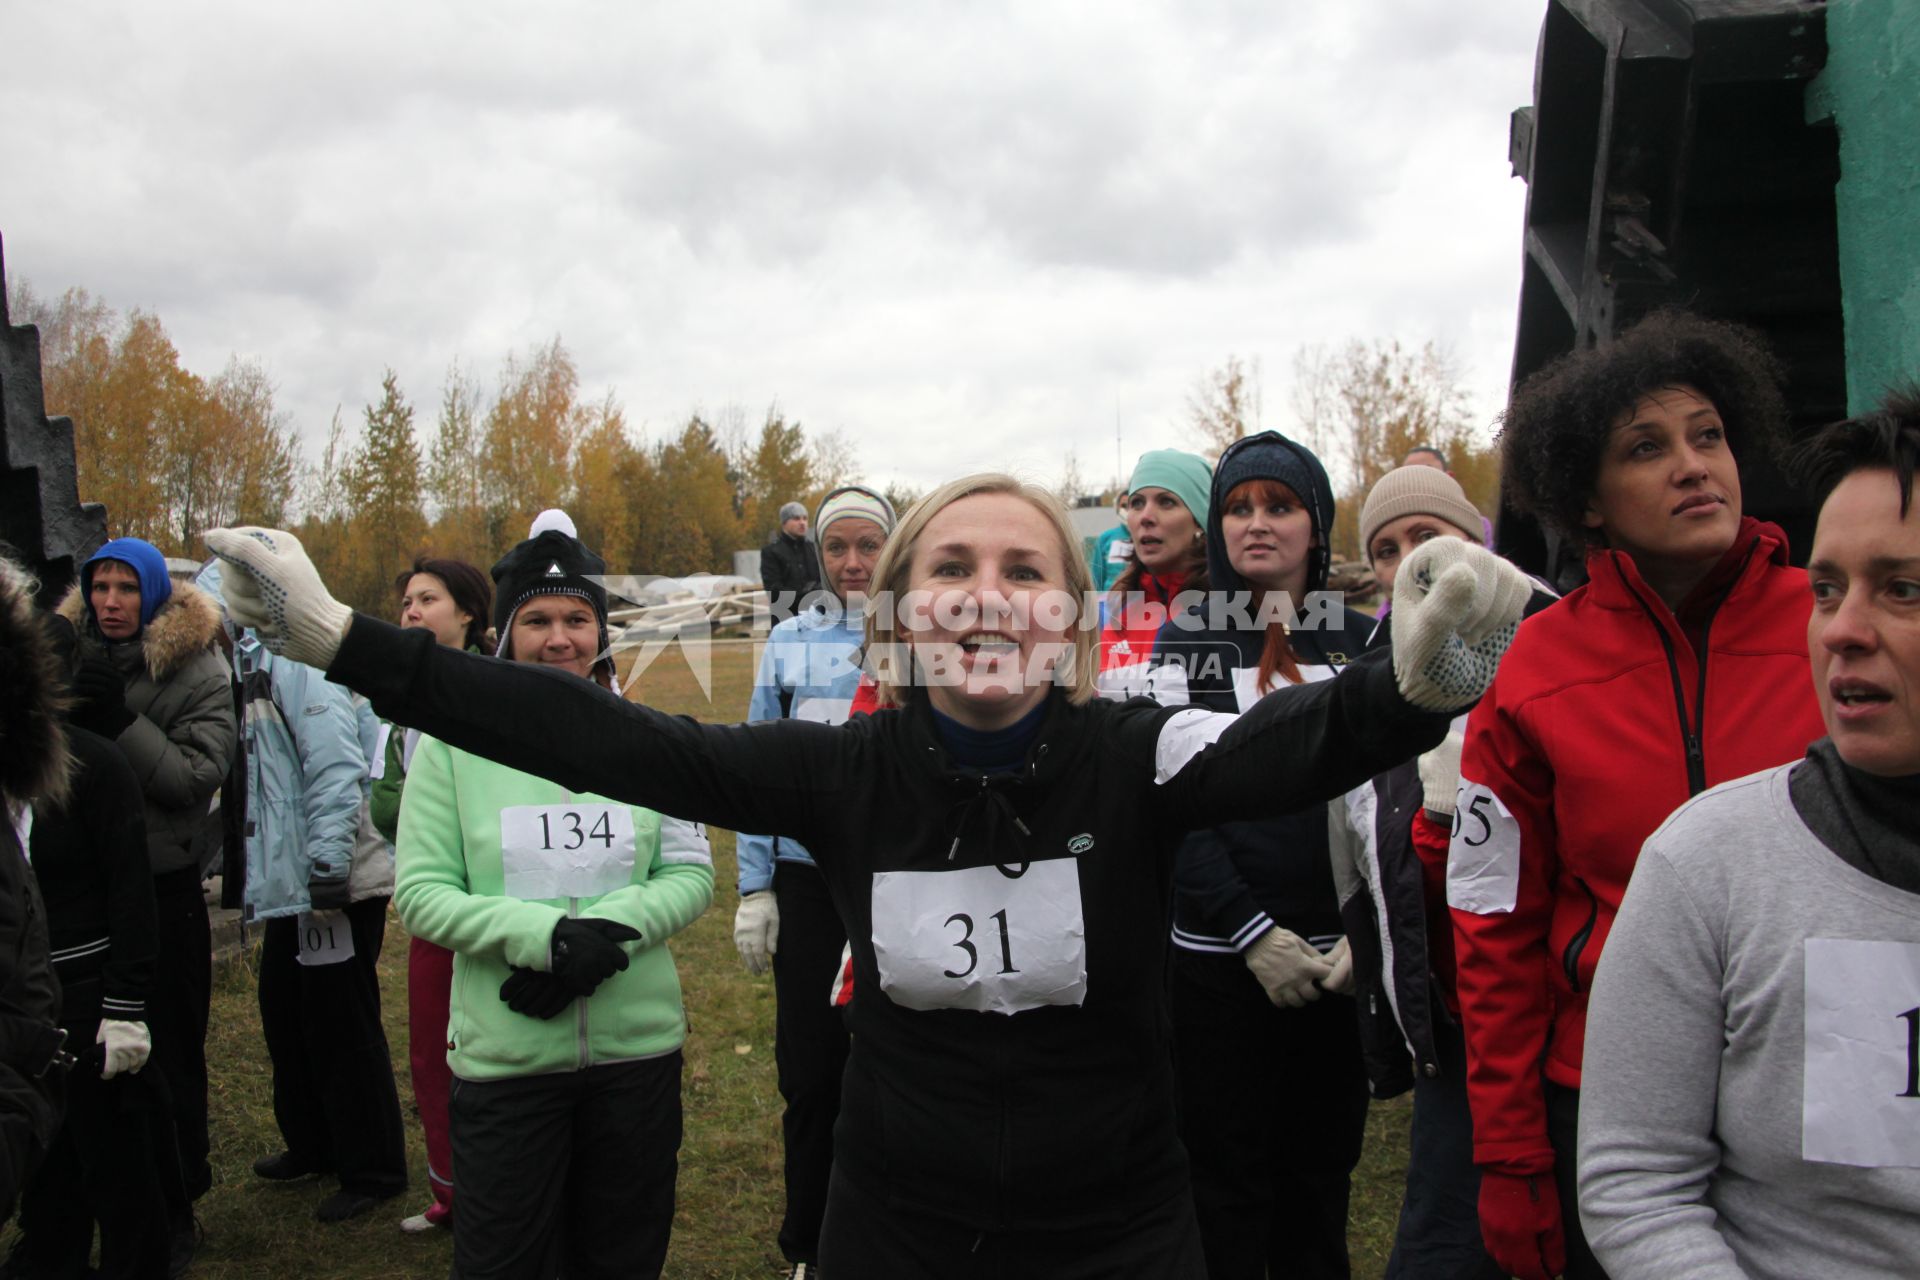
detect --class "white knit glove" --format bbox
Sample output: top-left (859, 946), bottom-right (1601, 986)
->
top-left (1320, 936), bottom-right (1354, 995)
top-left (1243, 928), bottom-right (1332, 1008)
top-left (733, 891), bottom-right (780, 976)
top-left (97, 1019), bottom-right (151, 1079)
top-left (1390, 539), bottom-right (1531, 711)
top-left (202, 527), bottom-right (354, 669)
top-left (1417, 729), bottom-right (1466, 818)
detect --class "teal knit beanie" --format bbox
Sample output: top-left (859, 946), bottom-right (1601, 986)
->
top-left (1127, 449), bottom-right (1213, 527)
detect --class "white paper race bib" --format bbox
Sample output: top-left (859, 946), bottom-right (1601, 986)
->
top-left (870, 857), bottom-right (1087, 1015)
top-left (1803, 937), bottom-right (1920, 1167)
top-left (295, 909), bottom-right (355, 967)
top-left (499, 804), bottom-right (637, 901)
top-left (1446, 780), bottom-right (1522, 915)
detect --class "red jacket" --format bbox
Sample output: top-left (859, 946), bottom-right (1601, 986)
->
top-left (1095, 571), bottom-right (1189, 701)
top-left (1448, 518), bottom-right (1823, 1175)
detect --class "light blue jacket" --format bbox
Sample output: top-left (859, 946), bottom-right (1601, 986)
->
top-left (233, 633), bottom-right (374, 921)
top-left (735, 604), bottom-right (866, 894)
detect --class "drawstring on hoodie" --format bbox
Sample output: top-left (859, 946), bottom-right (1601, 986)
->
top-left (947, 779), bottom-right (1033, 861)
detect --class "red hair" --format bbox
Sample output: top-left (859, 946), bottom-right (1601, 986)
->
top-left (1224, 478), bottom-right (1306, 693)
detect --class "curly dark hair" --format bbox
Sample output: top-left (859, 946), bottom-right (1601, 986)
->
top-left (1497, 309), bottom-right (1790, 545)
top-left (1796, 382), bottom-right (1920, 518)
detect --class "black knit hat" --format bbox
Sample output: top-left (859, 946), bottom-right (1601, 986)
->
top-left (490, 517), bottom-right (611, 673)
top-left (1205, 430), bottom-right (1337, 595)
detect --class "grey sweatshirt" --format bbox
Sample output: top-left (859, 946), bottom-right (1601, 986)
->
top-left (1578, 763), bottom-right (1920, 1279)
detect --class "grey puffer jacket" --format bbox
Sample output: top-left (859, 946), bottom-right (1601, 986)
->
top-left (60, 582), bottom-right (237, 876)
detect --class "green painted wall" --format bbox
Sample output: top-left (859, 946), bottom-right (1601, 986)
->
top-left (1808, 0), bottom-right (1920, 412)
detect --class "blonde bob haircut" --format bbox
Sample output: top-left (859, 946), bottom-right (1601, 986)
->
top-left (864, 473), bottom-right (1101, 710)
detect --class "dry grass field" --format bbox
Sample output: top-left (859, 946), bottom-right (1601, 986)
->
top-left (139, 639), bottom-right (1413, 1277)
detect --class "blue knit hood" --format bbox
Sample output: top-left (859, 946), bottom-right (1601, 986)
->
top-left (83, 537), bottom-right (173, 630)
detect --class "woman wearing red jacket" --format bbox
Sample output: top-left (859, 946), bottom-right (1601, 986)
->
top-left (1448, 310), bottom-right (1826, 1280)
top-left (1096, 449), bottom-right (1212, 701)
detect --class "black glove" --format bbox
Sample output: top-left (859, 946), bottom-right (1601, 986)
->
top-left (70, 652), bottom-right (135, 739)
top-left (307, 874), bottom-right (351, 912)
top-left (551, 918), bottom-right (643, 997)
top-left (499, 968), bottom-right (575, 1020)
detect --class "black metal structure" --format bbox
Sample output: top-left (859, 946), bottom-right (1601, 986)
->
top-left (1502, 0), bottom-right (1840, 585)
top-left (0, 234), bottom-right (109, 604)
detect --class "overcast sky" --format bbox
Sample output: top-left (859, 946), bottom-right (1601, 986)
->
top-left (3, 3), bottom-right (1543, 498)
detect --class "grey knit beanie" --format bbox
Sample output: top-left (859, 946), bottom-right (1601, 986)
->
top-left (1358, 466), bottom-right (1486, 563)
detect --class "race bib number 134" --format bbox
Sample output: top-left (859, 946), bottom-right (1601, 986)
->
top-left (499, 804), bottom-right (637, 901)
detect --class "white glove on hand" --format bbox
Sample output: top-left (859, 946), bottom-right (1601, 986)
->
top-left (733, 891), bottom-right (780, 976)
top-left (1320, 936), bottom-right (1354, 996)
top-left (202, 527), bottom-right (354, 669)
top-left (1417, 729), bottom-right (1466, 818)
top-left (1390, 538), bottom-right (1531, 711)
top-left (97, 1019), bottom-right (151, 1079)
top-left (1243, 928), bottom-right (1333, 1008)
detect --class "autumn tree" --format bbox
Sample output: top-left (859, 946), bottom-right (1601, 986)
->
top-left (15, 282), bottom-right (298, 556)
top-left (570, 393), bottom-right (645, 573)
top-left (1289, 338), bottom-right (1497, 561)
top-left (1186, 354), bottom-right (1263, 460)
top-left (325, 370), bottom-right (428, 609)
top-left (479, 338), bottom-right (580, 549)
top-left (1056, 449), bottom-right (1088, 505)
top-left (427, 361), bottom-right (488, 557)
top-left (647, 416), bottom-right (741, 575)
top-left (740, 408), bottom-right (815, 540)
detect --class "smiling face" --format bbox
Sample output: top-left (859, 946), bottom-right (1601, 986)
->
top-left (1583, 385), bottom-right (1743, 581)
top-left (1221, 478), bottom-right (1315, 599)
top-left (900, 492), bottom-right (1077, 729)
top-left (399, 572), bottom-right (473, 650)
top-left (1369, 512), bottom-right (1476, 595)
top-left (1126, 486), bottom-right (1200, 576)
top-left (88, 560), bottom-right (143, 640)
top-left (1808, 468), bottom-right (1920, 776)
top-left (507, 593), bottom-right (602, 681)
top-left (821, 517), bottom-right (886, 602)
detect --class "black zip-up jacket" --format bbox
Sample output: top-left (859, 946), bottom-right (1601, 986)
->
top-left (760, 530), bottom-right (822, 611)
top-left (329, 615), bottom-right (1455, 1231)
top-left (29, 726), bottom-right (158, 1027)
top-left (1152, 605), bottom-right (1375, 952)
top-left (1331, 588), bottom-right (1561, 1098)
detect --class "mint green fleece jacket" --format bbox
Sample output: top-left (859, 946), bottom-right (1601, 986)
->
top-left (394, 734), bottom-right (714, 1081)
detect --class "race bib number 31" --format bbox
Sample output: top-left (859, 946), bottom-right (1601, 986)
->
top-left (871, 858), bottom-right (1087, 1015)
top-left (499, 804), bottom-right (637, 901)
top-left (1803, 937), bottom-right (1920, 1168)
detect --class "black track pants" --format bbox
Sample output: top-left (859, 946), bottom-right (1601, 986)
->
top-left (448, 1052), bottom-right (682, 1280)
top-left (771, 860), bottom-right (850, 1267)
top-left (257, 897), bottom-right (407, 1197)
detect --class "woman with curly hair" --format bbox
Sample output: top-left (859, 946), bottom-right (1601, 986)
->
top-left (1447, 309), bottom-right (1827, 1279)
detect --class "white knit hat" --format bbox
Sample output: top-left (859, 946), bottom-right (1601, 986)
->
top-left (813, 486), bottom-right (897, 536)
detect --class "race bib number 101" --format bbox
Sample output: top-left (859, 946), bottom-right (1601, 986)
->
top-left (499, 804), bottom-right (637, 901)
top-left (296, 909), bottom-right (355, 967)
top-left (1803, 937), bottom-right (1920, 1168)
top-left (870, 858), bottom-right (1087, 1015)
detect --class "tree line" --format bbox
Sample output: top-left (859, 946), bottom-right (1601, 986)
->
top-left (13, 275), bottom-right (1501, 613)
top-left (11, 283), bottom-right (874, 615)
top-left (1184, 342), bottom-right (1502, 563)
